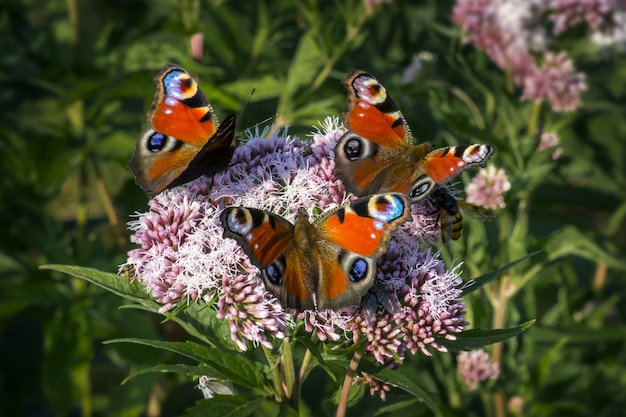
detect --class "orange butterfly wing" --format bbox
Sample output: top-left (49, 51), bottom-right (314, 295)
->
top-left (316, 193), bottom-right (411, 309)
top-left (129, 64), bottom-right (237, 196)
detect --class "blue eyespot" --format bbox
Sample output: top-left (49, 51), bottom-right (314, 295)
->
top-left (147, 132), bottom-right (167, 153)
top-left (374, 194), bottom-right (406, 221)
top-left (349, 258), bottom-right (368, 282)
top-left (265, 263), bottom-right (283, 285)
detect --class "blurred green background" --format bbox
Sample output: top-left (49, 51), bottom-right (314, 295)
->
top-left (1, 0), bottom-right (625, 416)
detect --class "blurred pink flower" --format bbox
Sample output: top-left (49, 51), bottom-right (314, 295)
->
top-left (451, 0), bottom-right (604, 112)
top-left (548, 0), bottom-right (612, 35)
top-left (465, 165), bottom-right (511, 210)
top-left (457, 348), bottom-right (500, 390)
top-left (538, 131), bottom-right (562, 159)
top-left (190, 32), bottom-right (204, 61)
top-left (125, 117), bottom-right (468, 372)
top-left (521, 51), bottom-right (587, 112)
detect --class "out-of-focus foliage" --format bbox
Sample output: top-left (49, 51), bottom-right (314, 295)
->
top-left (1, 0), bottom-right (625, 416)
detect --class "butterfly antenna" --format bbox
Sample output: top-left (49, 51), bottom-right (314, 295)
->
top-left (237, 88), bottom-right (256, 121)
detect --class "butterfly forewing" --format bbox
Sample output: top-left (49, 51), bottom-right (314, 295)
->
top-left (129, 64), bottom-right (238, 196)
top-left (150, 65), bottom-right (218, 145)
top-left (342, 71), bottom-right (411, 148)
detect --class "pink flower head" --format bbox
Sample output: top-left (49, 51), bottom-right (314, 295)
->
top-left (465, 165), bottom-right (511, 210)
top-left (521, 51), bottom-right (587, 112)
top-left (452, 0), bottom-right (594, 112)
top-left (125, 117), bottom-right (468, 362)
top-left (538, 131), bottom-right (562, 160)
top-left (354, 372), bottom-right (392, 401)
top-left (457, 349), bottom-right (500, 390)
top-left (548, 0), bottom-right (612, 35)
top-left (190, 32), bottom-right (204, 61)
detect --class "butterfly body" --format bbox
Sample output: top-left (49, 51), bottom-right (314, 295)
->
top-left (335, 70), bottom-right (495, 204)
top-left (221, 193), bottom-right (412, 311)
top-left (129, 64), bottom-right (237, 196)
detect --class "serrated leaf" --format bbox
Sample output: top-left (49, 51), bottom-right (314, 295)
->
top-left (462, 251), bottom-right (542, 295)
top-left (438, 320), bottom-right (535, 351)
top-left (105, 338), bottom-right (268, 390)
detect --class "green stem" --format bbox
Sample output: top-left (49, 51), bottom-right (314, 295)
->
top-left (527, 101), bottom-right (541, 137)
top-left (262, 345), bottom-right (287, 402)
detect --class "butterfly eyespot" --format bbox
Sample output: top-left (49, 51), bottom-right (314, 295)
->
top-left (147, 132), bottom-right (168, 153)
top-left (264, 258), bottom-right (285, 286)
top-left (348, 258), bottom-right (368, 282)
top-left (409, 177), bottom-right (436, 202)
top-left (343, 137), bottom-right (363, 160)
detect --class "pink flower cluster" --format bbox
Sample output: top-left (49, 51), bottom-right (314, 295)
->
top-left (125, 117), bottom-right (471, 398)
top-left (457, 349), bottom-right (500, 390)
top-left (450, 0), bottom-right (622, 112)
top-left (465, 165), bottom-right (511, 210)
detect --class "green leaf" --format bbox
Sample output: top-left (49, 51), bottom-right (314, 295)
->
top-left (40, 264), bottom-right (153, 305)
top-left (323, 356), bottom-right (438, 412)
top-left (184, 395), bottom-right (264, 417)
top-left (121, 364), bottom-right (229, 383)
top-left (545, 226), bottom-right (626, 270)
top-left (42, 303), bottom-right (93, 416)
top-left (294, 335), bottom-right (337, 382)
top-left (359, 364), bottom-right (438, 412)
top-left (439, 320), bottom-right (535, 351)
top-left (106, 338), bottom-right (268, 390)
top-left (462, 251), bottom-right (542, 295)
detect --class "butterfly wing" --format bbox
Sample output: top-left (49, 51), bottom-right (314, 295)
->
top-left (315, 193), bottom-right (412, 310)
top-left (335, 70), bottom-right (496, 204)
top-left (129, 64), bottom-right (237, 196)
top-left (335, 70), bottom-right (431, 197)
top-left (221, 207), bottom-right (321, 310)
top-left (421, 144), bottom-right (495, 184)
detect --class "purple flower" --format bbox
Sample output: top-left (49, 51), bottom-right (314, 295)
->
top-left (125, 116), bottom-right (469, 366)
top-left (457, 349), bottom-right (500, 390)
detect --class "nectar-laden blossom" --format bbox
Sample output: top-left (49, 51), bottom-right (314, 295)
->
top-left (457, 348), bottom-right (500, 390)
top-left (465, 165), bottom-right (511, 210)
top-left (125, 117), bottom-right (469, 396)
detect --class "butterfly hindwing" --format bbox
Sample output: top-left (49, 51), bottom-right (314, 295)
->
top-left (220, 193), bottom-right (411, 311)
top-left (316, 193), bottom-right (412, 309)
top-left (129, 64), bottom-right (238, 197)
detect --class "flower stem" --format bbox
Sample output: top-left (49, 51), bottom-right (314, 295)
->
top-left (527, 101), bottom-right (541, 137)
top-left (263, 345), bottom-right (287, 403)
top-left (336, 348), bottom-right (363, 417)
